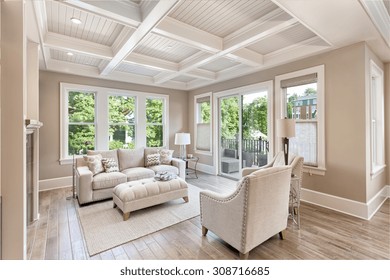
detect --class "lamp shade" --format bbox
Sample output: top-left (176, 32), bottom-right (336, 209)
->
top-left (174, 133), bottom-right (191, 145)
top-left (276, 119), bottom-right (295, 138)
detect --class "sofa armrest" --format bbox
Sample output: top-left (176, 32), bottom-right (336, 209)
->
top-left (171, 158), bottom-right (186, 180)
top-left (76, 166), bottom-right (93, 204)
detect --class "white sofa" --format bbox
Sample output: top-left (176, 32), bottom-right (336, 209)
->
top-left (75, 147), bottom-right (186, 205)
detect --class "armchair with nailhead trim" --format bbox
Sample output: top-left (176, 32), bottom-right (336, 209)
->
top-left (200, 165), bottom-right (292, 259)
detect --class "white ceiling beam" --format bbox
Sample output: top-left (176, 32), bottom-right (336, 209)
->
top-left (47, 59), bottom-right (187, 90)
top-left (124, 53), bottom-right (178, 72)
top-left (185, 68), bottom-right (216, 81)
top-left (154, 16), bottom-right (298, 84)
top-left (223, 16), bottom-right (299, 50)
top-left (154, 17), bottom-right (222, 53)
top-left (60, 0), bottom-right (141, 27)
top-left (100, 0), bottom-right (180, 76)
top-left (32, 0), bottom-right (50, 69)
top-left (45, 32), bottom-right (113, 60)
top-left (226, 49), bottom-right (263, 67)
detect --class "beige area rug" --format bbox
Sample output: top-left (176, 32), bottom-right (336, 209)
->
top-left (78, 184), bottom-right (201, 256)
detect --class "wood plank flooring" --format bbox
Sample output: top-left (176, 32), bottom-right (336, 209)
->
top-left (27, 172), bottom-right (390, 260)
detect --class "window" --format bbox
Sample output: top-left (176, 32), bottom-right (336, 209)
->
top-left (369, 60), bottom-right (385, 176)
top-left (60, 83), bottom-right (169, 164)
top-left (194, 93), bottom-right (212, 154)
top-left (108, 95), bottom-right (136, 150)
top-left (146, 97), bottom-right (165, 147)
top-left (67, 90), bottom-right (96, 155)
top-left (275, 65), bottom-right (325, 174)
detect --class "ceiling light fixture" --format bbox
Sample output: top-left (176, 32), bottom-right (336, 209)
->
top-left (70, 17), bottom-right (82, 24)
top-left (67, 52), bottom-right (74, 56)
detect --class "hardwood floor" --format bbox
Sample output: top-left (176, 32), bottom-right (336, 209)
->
top-left (27, 172), bottom-right (390, 260)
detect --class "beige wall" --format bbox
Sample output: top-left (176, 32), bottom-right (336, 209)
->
top-left (39, 71), bottom-right (188, 181)
top-left (1, 1), bottom-right (27, 259)
top-left (189, 42), bottom-right (374, 202)
top-left (386, 63), bottom-right (390, 186)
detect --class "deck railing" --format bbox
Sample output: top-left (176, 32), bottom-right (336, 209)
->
top-left (221, 137), bottom-right (269, 167)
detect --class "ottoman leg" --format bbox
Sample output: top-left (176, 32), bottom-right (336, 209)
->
top-left (113, 202), bottom-right (117, 208)
top-left (123, 212), bottom-right (130, 221)
top-left (183, 196), bottom-right (189, 203)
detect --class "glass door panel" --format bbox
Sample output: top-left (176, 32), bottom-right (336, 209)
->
top-left (219, 95), bottom-right (240, 179)
top-left (242, 91), bottom-right (270, 168)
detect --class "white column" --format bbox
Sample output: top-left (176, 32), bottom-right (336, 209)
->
top-left (1, 1), bottom-right (27, 259)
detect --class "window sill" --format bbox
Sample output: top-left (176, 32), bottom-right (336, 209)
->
top-left (303, 166), bottom-right (326, 176)
top-left (59, 156), bottom-right (81, 165)
top-left (371, 164), bottom-right (386, 178)
top-left (194, 150), bottom-right (212, 156)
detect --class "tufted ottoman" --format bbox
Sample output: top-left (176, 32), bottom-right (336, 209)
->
top-left (112, 177), bottom-right (189, 221)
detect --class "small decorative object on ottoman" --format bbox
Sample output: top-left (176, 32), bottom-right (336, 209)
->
top-left (112, 177), bottom-right (189, 221)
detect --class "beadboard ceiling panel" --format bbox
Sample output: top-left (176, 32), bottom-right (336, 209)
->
top-left (50, 49), bottom-right (102, 67)
top-left (134, 33), bottom-right (199, 63)
top-left (169, 0), bottom-right (279, 37)
top-left (46, 1), bottom-right (125, 46)
top-left (248, 24), bottom-right (318, 54)
top-left (30, 0), bottom-right (389, 90)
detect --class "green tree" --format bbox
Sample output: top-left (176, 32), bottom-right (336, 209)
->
top-left (146, 98), bottom-right (164, 147)
top-left (242, 96), bottom-right (268, 140)
top-left (220, 97), bottom-right (239, 140)
top-left (200, 101), bottom-right (211, 123)
top-left (68, 91), bottom-right (95, 155)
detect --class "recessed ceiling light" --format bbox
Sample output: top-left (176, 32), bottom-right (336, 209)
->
top-left (167, 45), bottom-right (173, 49)
top-left (67, 52), bottom-right (74, 56)
top-left (70, 17), bottom-right (82, 24)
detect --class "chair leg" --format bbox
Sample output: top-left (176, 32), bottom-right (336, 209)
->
top-left (239, 252), bottom-right (249, 260)
top-left (183, 196), bottom-right (189, 203)
top-left (202, 226), bottom-right (208, 236)
top-left (279, 230), bottom-right (285, 240)
top-left (113, 202), bottom-right (117, 208)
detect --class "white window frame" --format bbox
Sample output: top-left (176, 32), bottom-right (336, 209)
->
top-left (369, 60), bottom-right (385, 176)
top-left (60, 83), bottom-right (169, 164)
top-left (145, 95), bottom-right (169, 148)
top-left (194, 92), bottom-right (212, 156)
top-left (275, 65), bottom-right (326, 175)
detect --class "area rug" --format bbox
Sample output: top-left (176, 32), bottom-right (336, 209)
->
top-left (77, 184), bottom-right (201, 256)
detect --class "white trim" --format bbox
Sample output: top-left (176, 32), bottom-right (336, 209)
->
top-left (39, 177), bottom-right (72, 192)
top-left (368, 60), bottom-right (385, 177)
top-left (213, 81), bottom-right (274, 176)
top-left (301, 185), bottom-right (390, 220)
top-left (194, 92), bottom-right (212, 156)
top-left (188, 162), bottom-right (217, 175)
top-left (275, 65), bottom-right (325, 172)
top-left (60, 83), bottom-right (169, 160)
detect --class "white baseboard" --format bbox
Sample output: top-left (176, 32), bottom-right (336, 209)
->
top-left (301, 185), bottom-right (389, 220)
top-left (39, 176), bottom-right (72, 192)
top-left (188, 162), bottom-right (216, 175)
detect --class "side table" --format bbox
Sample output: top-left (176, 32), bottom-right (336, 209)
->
top-left (184, 157), bottom-right (199, 179)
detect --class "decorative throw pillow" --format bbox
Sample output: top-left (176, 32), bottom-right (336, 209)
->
top-left (101, 158), bottom-right (119, 173)
top-left (145, 153), bottom-right (161, 167)
top-left (83, 154), bottom-right (104, 175)
top-left (159, 149), bottom-right (174, 164)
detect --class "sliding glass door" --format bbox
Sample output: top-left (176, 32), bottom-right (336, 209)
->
top-left (217, 83), bottom-right (272, 179)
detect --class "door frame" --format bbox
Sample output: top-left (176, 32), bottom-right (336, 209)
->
top-left (213, 81), bottom-right (274, 178)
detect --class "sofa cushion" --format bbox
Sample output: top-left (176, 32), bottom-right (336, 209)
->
top-left (144, 147), bottom-right (163, 166)
top-left (145, 153), bottom-right (161, 167)
top-left (121, 167), bottom-right (155, 181)
top-left (83, 154), bottom-right (104, 175)
top-left (148, 164), bottom-right (179, 175)
top-left (159, 149), bottom-right (174, 164)
top-left (101, 158), bottom-right (119, 173)
top-left (118, 147), bottom-right (145, 171)
top-left (87, 150), bottom-right (118, 166)
top-left (92, 172), bottom-right (127, 190)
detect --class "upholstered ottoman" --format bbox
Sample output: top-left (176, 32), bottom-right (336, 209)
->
top-left (112, 177), bottom-right (189, 221)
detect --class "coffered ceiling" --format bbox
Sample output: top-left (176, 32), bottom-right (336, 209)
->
top-left (29, 0), bottom-right (390, 90)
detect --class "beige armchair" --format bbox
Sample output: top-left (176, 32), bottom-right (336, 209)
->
top-left (200, 166), bottom-right (292, 259)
